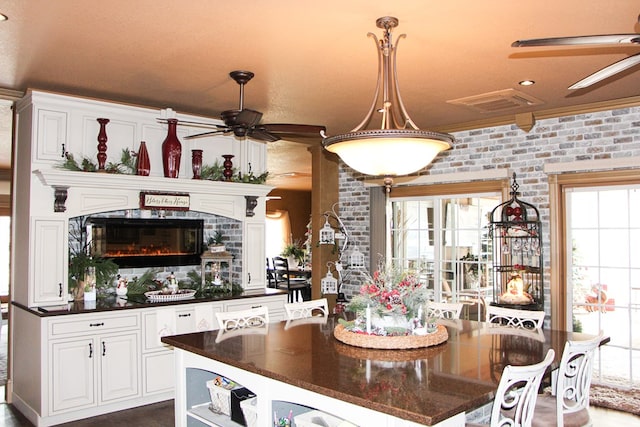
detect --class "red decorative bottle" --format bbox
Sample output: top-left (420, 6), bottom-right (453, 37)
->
top-left (96, 118), bottom-right (110, 171)
top-left (191, 149), bottom-right (203, 179)
top-left (136, 141), bottom-right (150, 176)
top-left (162, 119), bottom-right (181, 178)
top-left (222, 154), bottom-right (234, 181)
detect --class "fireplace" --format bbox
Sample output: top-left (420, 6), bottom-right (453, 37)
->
top-left (88, 218), bottom-right (204, 268)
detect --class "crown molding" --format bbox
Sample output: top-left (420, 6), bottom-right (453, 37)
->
top-left (0, 87), bottom-right (24, 102)
top-left (434, 95), bottom-right (640, 134)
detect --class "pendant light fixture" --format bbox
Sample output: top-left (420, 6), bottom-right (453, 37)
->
top-left (322, 17), bottom-right (454, 179)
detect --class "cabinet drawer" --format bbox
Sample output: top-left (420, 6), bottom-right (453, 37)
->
top-left (49, 313), bottom-right (139, 338)
top-left (224, 296), bottom-right (286, 318)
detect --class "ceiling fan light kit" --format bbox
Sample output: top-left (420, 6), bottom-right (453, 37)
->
top-left (321, 16), bottom-right (454, 178)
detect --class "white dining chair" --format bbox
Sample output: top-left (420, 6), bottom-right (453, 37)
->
top-left (215, 306), bottom-right (270, 331)
top-left (486, 305), bottom-right (545, 329)
top-left (427, 302), bottom-right (464, 319)
top-left (467, 349), bottom-right (555, 427)
top-left (532, 332), bottom-right (604, 427)
top-left (284, 298), bottom-right (329, 320)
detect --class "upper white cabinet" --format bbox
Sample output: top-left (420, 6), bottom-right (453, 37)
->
top-left (12, 90), bottom-right (272, 308)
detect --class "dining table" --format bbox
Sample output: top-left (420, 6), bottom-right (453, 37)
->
top-left (162, 316), bottom-right (608, 427)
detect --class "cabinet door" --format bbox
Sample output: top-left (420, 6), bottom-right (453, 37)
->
top-left (175, 308), bottom-right (196, 334)
top-left (99, 332), bottom-right (140, 403)
top-left (243, 221), bottom-right (266, 289)
top-left (50, 338), bottom-right (96, 413)
top-left (143, 352), bottom-right (174, 395)
top-left (31, 218), bottom-right (67, 306)
top-left (36, 108), bottom-right (68, 162)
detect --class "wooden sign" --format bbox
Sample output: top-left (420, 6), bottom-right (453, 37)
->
top-left (140, 192), bottom-right (190, 210)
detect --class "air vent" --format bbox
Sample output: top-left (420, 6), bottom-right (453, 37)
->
top-left (447, 89), bottom-right (544, 113)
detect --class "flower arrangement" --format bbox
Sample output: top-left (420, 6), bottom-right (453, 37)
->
top-left (344, 266), bottom-right (432, 336)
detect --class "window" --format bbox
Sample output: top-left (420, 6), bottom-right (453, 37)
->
top-left (388, 180), bottom-right (507, 319)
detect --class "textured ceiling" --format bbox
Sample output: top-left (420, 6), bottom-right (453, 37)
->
top-left (1, 1), bottom-right (639, 189)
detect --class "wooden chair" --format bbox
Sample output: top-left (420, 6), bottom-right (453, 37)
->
top-left (272, 256), bottom-right (310, 303)
top-left (467, 349), bottom-right (555, 427)
top-left (486, 305), bottom-right (545, 329)
top-left (284, 298), bottom-right (329, 320)
top-left (427, 302), bottom-right (464, 319)
top-left (532, 332), bottom-right (604, 427)
top-left (266, 257), bottom-right (275, 288)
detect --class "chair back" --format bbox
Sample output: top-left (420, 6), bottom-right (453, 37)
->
top-left (491, 348), bottom-right (555, 427)
top-left (266, 258), bottom-right (276, 288)
top-left (285, 298), bottom-right (329, 320)
top-left (427, 302), bottom-right (464, 319)
top-left (272, 256), bottom-right (291, 286)
top-left (553, 331), bottom-right (603, 426)
top-left (215, 306), bottom-right (270, 331)
top-left (486, 305), bottom-right (545, 329)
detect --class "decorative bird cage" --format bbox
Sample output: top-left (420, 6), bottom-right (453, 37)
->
top-left (201, 251), bottom-right (233, 292)
top-left (321, 268), bottom-right (338, 294)
top-left (349, 247), bottom-right (366, 268)
top-left (488, 173), bottom-right (543, 311)
top-left (319, 216), bottom-right (335, 245)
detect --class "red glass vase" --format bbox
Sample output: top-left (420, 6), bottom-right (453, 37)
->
top-left (192, 149), bottom-right (203, 179)
top-left (162, 119), bottom-right (182, 178)
top-left (136, 141), bottom-right (150, 176)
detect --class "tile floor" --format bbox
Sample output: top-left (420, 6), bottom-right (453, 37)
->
top-left (0, 388), bottom-right (637, 427)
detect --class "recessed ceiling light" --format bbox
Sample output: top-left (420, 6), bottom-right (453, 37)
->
top-left (0, 13), bottom-right (8, 21)
top-left (519, 80), bottom-right (535, 86)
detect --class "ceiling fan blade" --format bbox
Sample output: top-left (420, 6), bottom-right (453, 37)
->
top-left (235, 109), bottom-right (263, 127)
top-left (512, 34), bottom-right (640, 47)
top-left (156, 118), bottom-right (225, 129)
top-left (184, 129), bottom-right (229, 140)
top-left (248, 127), bottom-right (281, 142)
top-left (569, 52), bottom-right (640, 89)
top-left (262, 123), bottom-right (326, 135)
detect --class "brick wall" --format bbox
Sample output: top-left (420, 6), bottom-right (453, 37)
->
top-left (337, 106), bottom-right (640, 304)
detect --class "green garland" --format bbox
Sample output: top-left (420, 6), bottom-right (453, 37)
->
top-left (59, 151), bottom-right (268, 184)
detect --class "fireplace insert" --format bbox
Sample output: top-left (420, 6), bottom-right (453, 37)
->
top-left (88, 218), bottom-right (204, 268)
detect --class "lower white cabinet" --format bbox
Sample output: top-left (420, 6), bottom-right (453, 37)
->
top-left (50, 331), bottom-right (140, 413)
top-left (11, 293), bottom-right (287, 426)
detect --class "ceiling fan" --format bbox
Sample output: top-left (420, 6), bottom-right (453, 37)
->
top-left (512, 15), bottom-right (640, 89)
top-left (179, 70), bottom-right (325, 142)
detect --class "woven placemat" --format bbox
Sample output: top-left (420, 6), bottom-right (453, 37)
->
top-left (333, 324), bottom-right (448, 349)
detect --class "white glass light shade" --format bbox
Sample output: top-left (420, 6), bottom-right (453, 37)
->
top-left (324, 131), bottom-right (451, 176)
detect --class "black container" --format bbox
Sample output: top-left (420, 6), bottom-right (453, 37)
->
top-left (230, 387), bottom-right (256, 426)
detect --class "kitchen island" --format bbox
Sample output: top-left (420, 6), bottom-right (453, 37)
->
top-left (162, 317), bottom-right (603, 426)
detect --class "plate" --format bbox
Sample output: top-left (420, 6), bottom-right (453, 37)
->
top-left (145, 289), bottom-right (196, 302)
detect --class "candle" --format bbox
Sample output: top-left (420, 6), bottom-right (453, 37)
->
top-left (365, 304), bottom-right (372, 334)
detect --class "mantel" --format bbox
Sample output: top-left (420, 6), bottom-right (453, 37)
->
top-left (34, 169), bottom-right (274, 216)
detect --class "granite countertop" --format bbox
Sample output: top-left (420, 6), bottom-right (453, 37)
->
top-left (161, 318), bottom-right (594, 426)
top-left (12, 287), bottom-right (286, 317)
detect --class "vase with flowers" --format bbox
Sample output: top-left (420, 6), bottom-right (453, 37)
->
top-left (344, 266), bottom-right (432, 336)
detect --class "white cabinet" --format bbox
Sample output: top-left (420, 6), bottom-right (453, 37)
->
top-left (50, 332), bottom-right (139, 413)
top-left (36, 108), bottom-right (68, 162)
top-left (141, 302), bottom-right (223, 396)
top-left (48, 312), bottom-right (141, 415)
top-left (243, 221), bottom-right (266, 289)
top-left (30, 218), bottom-right (67, 307)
